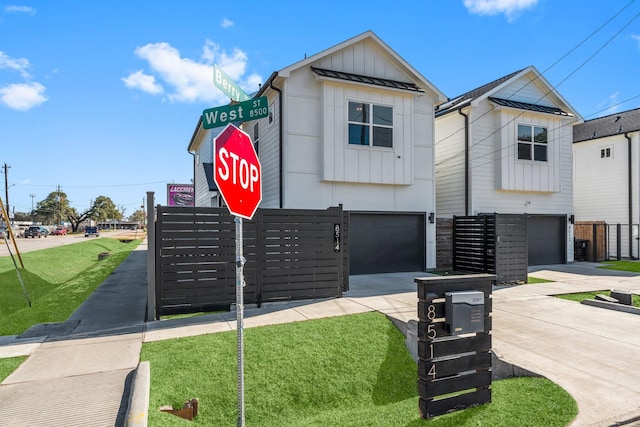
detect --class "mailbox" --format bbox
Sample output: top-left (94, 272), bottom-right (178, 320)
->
top-left (445, 290), bottom-right (485, 335)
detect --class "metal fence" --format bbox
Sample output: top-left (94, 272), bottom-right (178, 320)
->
top-left (574, 222), bottom-right (638, 261)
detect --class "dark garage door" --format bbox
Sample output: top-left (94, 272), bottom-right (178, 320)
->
top-left (349, 212), bottom-right (425, 274)
top-left (527, 215), bottom-right (566, 265)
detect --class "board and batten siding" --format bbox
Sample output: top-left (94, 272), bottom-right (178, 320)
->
top-left (573, 134), bottom-right (637, 223)
top-left (193, 130), bottom-right (214, 207)
top-left (435, 112), bottom-right (467, 217)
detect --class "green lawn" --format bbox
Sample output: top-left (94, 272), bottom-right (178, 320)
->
top-left (527, 276), bottom-right (553, 284)
top-left (0, 238), bottom-right (140, 336)
top-left (0, 356), bottom-right (26, 382)
top-left (599, 260), bottom-right (640, 273)
top-left (556, 290), bottom-right (640, 307)
top-left (141, 312), bottom-right (577, 426)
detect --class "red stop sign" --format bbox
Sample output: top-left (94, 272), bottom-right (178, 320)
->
top-left (214, 124), bottom-right (262, 219)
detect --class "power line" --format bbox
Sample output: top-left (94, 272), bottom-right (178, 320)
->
top-left (435, 2), bottom-right (640, 169)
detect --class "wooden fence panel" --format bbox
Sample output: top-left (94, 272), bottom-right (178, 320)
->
top-left (155, 206), bottom-right (347, 317)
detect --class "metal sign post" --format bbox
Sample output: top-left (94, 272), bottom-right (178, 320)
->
top-left (235, 215), bottom-right (246, 427)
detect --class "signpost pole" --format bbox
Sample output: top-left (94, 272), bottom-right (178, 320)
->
top-left (235, 215), bottom-right (246, 427)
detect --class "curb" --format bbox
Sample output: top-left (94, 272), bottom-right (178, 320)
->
top-left (125, 361), bottom-right (150, 427)
top-left (581, 299), bottom-right (640, 315)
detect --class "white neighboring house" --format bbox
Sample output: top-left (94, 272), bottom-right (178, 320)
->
top-left (434, 66), bottom-right (582, 265)
top-left (573, 108), bottom-right (640, 258)
top-left (188, 30), bottom-right (446, 274)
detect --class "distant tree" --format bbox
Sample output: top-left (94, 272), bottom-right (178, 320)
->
top-left (13, 211), bottom-right (31, 222)
top-left (91, 196), bottom-right (122, 224)
top-left (67, 207), bottom-right (93, 233)
top-left (128, 209), bottom-right (146, 224)
top-left (34, 191), bottom-right (74, 225)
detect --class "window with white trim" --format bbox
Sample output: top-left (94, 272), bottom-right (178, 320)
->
top-left (348, 101), bottom-right (393, 147)
top-left (600, 146), bottom-right (612, 159)
top-left (517, 124), bottom-right (547, 161)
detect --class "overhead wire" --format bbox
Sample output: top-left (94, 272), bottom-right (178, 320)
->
top-left (434, 1), bottom-right (640, 171)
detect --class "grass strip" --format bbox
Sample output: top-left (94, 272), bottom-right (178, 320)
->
top-left (0, 238), bottom-right (140, 335)
top-left (599, 260), bottom-right (640, 273)
top-left (141, 312), bottom-right (576, 426)
top-left (556, 290), bottom-right (640, 307)
top-left (0, 356), bottom-right (26, 382)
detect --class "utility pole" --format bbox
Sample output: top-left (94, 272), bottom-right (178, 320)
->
top-left (56, 184), bottom-right (62, 226)
top-left (30, 193), bottom-right (35, 224)
top-left (3, 163), bottom-right (10, 223)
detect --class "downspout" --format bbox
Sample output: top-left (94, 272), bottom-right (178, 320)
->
top-left (269, 76), bottom-right (284, 208)
top-left (458, 107), bottom-right (470, 216)
top-left (626, 132), bottom-right (634, 258)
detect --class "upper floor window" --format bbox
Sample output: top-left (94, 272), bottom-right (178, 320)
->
top-left (517, 124), bottom-right (547, 162)
top-left (600, 146), bottom-right (612, 159)
top-left (348, 101), bottom-right (393, 148)
top-left (253, 123), bottom-right (260, 156)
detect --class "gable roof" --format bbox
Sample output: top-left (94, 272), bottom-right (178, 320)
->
top-left (573, 107), bottom-right (640, 143)
top-left (435, 65), bottom-right (581, 120)
top-left (269, 30), bottom-right (446, 102)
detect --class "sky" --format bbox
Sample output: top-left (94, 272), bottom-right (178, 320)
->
top-left (1, 0), bottom-right (640, 218)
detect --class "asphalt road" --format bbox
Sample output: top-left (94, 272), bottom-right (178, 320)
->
top-left (0, 229), bottom-right (140, 258)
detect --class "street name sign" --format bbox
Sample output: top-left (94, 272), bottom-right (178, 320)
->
top-left (214, 123), bottom-right (262, 220)
top-left (213, 65), bottom-right (251, 102)
top-left (202, 96), bottom-right (269, 129)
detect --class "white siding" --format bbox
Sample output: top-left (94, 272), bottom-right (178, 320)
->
top-left (493, 75), bottom-right (557, 107)
top-left (573, 135), bottom-right (631, 223)
top-left (434, 112), bottom-right (466, 216)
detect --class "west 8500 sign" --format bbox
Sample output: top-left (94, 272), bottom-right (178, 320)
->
top-left (202, 96), bottom-right (269, 130)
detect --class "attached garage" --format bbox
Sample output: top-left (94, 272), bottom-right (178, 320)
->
top-left (349, 212), bottom-right (426, 274)
top-left (527, 215), bottom-right (567, 265)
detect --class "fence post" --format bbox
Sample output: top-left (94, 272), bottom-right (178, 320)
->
top-left (617, 224), bottom-right (622, 260)
top-left (255, 208), bottom-right (263, 308)
top-left (592, 223), bottom-right (598, 262)
top-left (146, 192), bottom-right (156, 321)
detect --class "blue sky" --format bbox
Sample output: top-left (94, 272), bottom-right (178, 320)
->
top-left (1, 0), bottom-right (639, 218)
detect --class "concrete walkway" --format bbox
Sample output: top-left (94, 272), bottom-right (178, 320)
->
top-left (2, 245), bottom-right (640, 426)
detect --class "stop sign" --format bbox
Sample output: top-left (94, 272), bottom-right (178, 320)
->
top-left (214, 123), bottom-right (262, 219)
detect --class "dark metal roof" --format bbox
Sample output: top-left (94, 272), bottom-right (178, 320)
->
top-left (573, 108), bottom-right (640, 143)
top-left (435, 68), bottom-right (525, 117)
top-left (311, 66), bottom-right (424, 93)
top-left (489, 97), bottom-right (572, 116)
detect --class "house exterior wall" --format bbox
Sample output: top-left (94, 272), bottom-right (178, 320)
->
top-left (573, 132), bottom-right (640, 224)
top-left (434, 111), bottom-right (466, 217)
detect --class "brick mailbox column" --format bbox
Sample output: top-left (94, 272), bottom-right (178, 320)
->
top-left (415, 274), bottom-right (495, 419)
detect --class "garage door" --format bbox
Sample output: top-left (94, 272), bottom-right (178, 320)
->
top-left (349, 212), bottom-right (425, 274)
top-left (527, 215), bottom-right (566, 265)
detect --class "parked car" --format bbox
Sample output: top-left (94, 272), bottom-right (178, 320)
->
top-left (51, 227), bottom-right (67, 235)
top-left (24, 226), bottom-right (49, 238)
top-left (84, 226), bottom-right (100, 237)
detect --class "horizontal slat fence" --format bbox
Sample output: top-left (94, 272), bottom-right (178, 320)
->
top-left (155, 206), bottom-right (348, 317)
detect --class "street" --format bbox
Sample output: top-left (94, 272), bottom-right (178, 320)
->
top-left (0, 229), bottom-right (140, 258)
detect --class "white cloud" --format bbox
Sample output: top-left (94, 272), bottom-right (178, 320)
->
top-left (124, 40), bottom-right (260, 103)
top-left (4, 5), bottom-right (36, 14)
top-left (632, 34), bottom-right (640, 50)
top-left (0, 51), bottom-right (31, 78)
top-left (463, 0), bottom-right (538, 21)
top-left (121, 70), bottom-right (163, 95)
top-left (0, 82), bottom-right (47, 111)
top-left (221, 18), bottom-right (234, 29)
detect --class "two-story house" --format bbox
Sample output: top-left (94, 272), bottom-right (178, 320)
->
top-left (188, 31), bottom-right (446, 274)
top-left (434, 66), bottom-right (581, 266)
top-left (573, 107), bottom-right (640, 259)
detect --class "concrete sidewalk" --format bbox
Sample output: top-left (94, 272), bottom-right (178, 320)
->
top-left (2, 249), bottom-right (640, 426)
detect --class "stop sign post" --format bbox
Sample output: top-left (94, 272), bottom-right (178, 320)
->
top-left (213, 123), bottom-right (261, 427)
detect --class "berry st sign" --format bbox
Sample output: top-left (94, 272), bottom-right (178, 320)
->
top-left (214, 124), bottom-right (262, 219)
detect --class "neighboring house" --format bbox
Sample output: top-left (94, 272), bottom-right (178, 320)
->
top-left (434, 66), bottom-right (581, 265)
top-left (573, 107), bottom-right (640, 258)
top-left (188, 30), bottom-right (446, 274)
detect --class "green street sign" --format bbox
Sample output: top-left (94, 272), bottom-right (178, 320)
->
top-left (202, 96), bottom-right (269, 129)
top-left (213, 65), bottom-right (251, 102)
